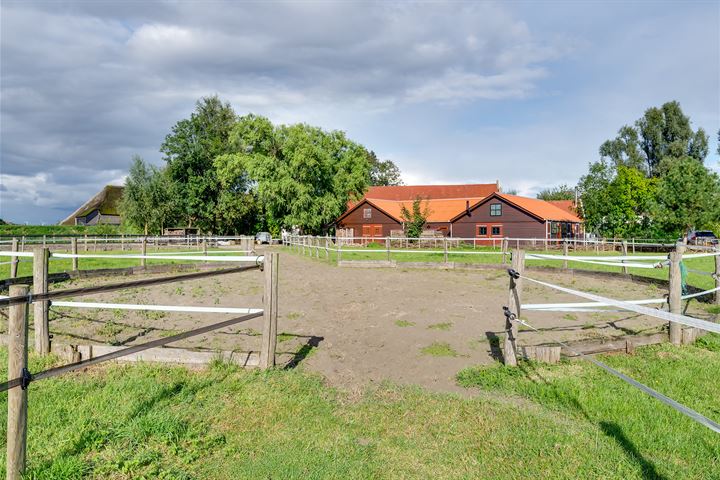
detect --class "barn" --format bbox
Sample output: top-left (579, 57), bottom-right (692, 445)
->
top-left (59, 185), bottom-right (123, 226)
top-left (334, 183), bottom-right (500, 239)
top-left (450, 192), bottom-right (583, 241)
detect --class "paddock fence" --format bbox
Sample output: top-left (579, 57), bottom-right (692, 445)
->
top-left (0, 248), bottom-right (280, 479)
top-left (499, 245), bottom-right (720, 434)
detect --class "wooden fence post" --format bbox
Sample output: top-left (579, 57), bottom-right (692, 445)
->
top-left (325, 235), bottom-right (330, 261)
top-left (337, 241), bottom-right (342, 264)
top-left (33, 247), bottom-right (50, 354)
top-left (714, 247), bottom-right (720, 306)
top-left (621, 241), bottom-right (628, 274)
top-left (42, 235), bottom-right (46, 249)
top-left (10, 238), bottom-right (18, 279)
top-left (668, 244), bottom-right (685, 345)
top-left (20, 236), bottom-right (25, 252)
top-left (260, 252), bottom-right (279, 369)
top-left (121, 234), bottom-right (125, 251)
top-left (202, 240), bottom-right (208, 256)
top-left (83, 234), bottom-right (88, 252)
top-left (141, 238), bottom-right (147, 268)
top-left (443, 237), bottom-right (448, 264)
top-left (7, 284), bottom-right (29, 480)
top-left (504, 249), bottom-right (525, 366)
top-left (71, 238), bottom-right (78, 271)
top-left (562, 241), bottom-right (569, 269)
top-left (501, 238), bottom-right (508, 265)
top-left (315, 236), bottom-right (320, 259)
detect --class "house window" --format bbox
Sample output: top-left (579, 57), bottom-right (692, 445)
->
top-left (491, 226), bottom-right (502, 236)
top-left (363, 208), bottom-right (371, 219)
top-left (477, 225), bottom-right (488, 236)
top-left (490, 203), bottom-right (502, 216)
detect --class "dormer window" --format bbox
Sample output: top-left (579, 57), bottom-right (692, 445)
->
top-left (490, 203), bottom-right (502, 216)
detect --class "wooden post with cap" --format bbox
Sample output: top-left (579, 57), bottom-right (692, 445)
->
top-left (668, 243), bottom-right (685, 345)
top-left (259, 252), bottom-right (279, 369)
top-left (504, 249), bottom-right (525, 366)
top-left (6, 284), bottom-right (29, 480)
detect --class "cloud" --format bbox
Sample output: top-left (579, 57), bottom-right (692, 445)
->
top-left (0, 0), bottom-right (716, 224)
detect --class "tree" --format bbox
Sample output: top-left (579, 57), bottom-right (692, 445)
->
top-left (537, 184), bottom-right (575, 201)
top-left (400, 197), bottom-right (431, 238)
top-left (652, 157), bottom-right (720, 237)
top-left (367, 151), bottom-right (402, 186)
top-left (578, 163), bottom-right (656, 237)
top-left (119, 156), bottom-right (180, 235)
top-left (161, 96), bottom-right (237, 232)
top-left (215, 114), bottom-right (371, 234)
top-left (119, 156), bottom-right (154, 235)
top-left (601, 101), bottom-right (708, 177)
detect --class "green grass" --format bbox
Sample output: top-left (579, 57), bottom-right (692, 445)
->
top-left (0, 248), bottom-right (243, 279)
top-left (457, 337), bottom-right (720, 479)
top-left (0, 224), bottom-right (134, 236)
top-left (0, 341), bottom-right (718, 478)
top-left (427, 322), bottom-right (452, 331)
top-left (394, 319), bottom-right (415, 327)
top-left (420, 342), bottom-right (458, 357)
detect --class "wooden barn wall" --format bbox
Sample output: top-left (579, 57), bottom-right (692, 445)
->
top-left (337, 202), bottom-right (401, 237)
top-left (451, 198), bottom-right (546, 238)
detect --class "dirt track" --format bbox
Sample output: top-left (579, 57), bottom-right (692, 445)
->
top-left (11, 247), bottom-right (713, 393)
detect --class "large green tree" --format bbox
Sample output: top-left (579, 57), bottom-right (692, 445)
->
top-left (652, 157), bottom-right (720, 236)
top-left (600, 101), bottom-right (708, 177)
top-left (215, 114), bottom-right (371, 234)
top-left (578, 164), bottom-right (656, 237)
top-left (161, 96), bottom-right (237, 232)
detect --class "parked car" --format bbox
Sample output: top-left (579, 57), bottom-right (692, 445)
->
top-left (255, 232), bottom-right (272, 244)
top-left (687, 230), bottom-right (718, 246)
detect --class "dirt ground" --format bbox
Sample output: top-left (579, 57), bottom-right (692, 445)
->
top-left (3, 246), bottom-right (715, 393)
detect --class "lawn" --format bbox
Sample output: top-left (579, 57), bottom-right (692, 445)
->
top-left (0, 225), bottom-right (132, 237)
top-left (0, 338), bottom-right (718, 479)
top-left (0, 248), bottom-right (249, 279)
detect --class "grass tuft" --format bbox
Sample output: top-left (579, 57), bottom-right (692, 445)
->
top-left (420, 342), bottom-right (458, 357)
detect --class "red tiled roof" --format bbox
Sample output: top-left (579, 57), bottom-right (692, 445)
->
top-left (547, 200), bottom-right (578, 216)
top-left (362, 183), bottom-right (499, 201)
top-left (366, 197), bottom-right (484, 223)
top-left (496, 194), bottom-right (582, 222)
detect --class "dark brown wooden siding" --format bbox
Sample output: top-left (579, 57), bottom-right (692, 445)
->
top-left (337, 201), bottom-right (401, 237)
top-left (451, 197), bottom-right (546, 239)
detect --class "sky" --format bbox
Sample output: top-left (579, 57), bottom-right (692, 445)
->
top-left (1, 0), bottom-right (718, 225)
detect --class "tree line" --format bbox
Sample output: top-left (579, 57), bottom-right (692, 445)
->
top-left (537, 101), bottom-right (719, 239)
top-left (120, 96), bottom-right (401, 235)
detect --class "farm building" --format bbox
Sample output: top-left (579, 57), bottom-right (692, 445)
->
top-left (334, 183), bottom-right (500, 239)
top-left (59, 185), bottom-right (123, 226)
top-left (334, 185), bottom-right (584, 240)
top-left (450, 192), bottom-right (584, 240)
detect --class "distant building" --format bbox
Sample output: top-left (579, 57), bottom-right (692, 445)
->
top-left (333, 184), bottom-right (584, 240)
top-left (59, 185), bottom-right (123, 226)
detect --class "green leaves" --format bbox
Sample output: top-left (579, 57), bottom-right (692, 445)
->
top-left (400, 197), bottom-right (430, 238)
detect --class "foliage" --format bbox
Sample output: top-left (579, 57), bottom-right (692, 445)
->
top-left (600, 101), bottom-right (708, 177)
top-left (367, 151), bottom-right (402, 186)
top-left (215, 114), bottom-right (371, 234)
top-left (651, 157), bottom-right (720, 236)
top-left (119, 156), bottom-right (179, 235)
top-left (161, 96), bottom-right (237, 232)
top-left (537, 184), bottom-right (575, 201)
top-left (400, 196), bottom-right (430, 238)
top-left (0, 224), bottom-right (132, 236)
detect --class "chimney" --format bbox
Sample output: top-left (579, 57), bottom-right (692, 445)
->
top-left (466, 200), bottom-right (471, 216)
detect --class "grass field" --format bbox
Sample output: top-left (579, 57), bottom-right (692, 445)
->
top-left (0, 225), bottom-right (133, 237)
top-left (0, 337), bottom-right (718, 479)
top-left (0, 248), bottom-right (248, 279)
top-left (290, 243), bottom-right (719, 292)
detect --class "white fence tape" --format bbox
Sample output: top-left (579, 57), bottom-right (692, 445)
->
top-left (0, 251), bottom-right (34, 258)
top-left (520, 274), bottom-right (720, 334)
top-left (50, 300), bottom-right (263, 315)
top-left (51, 253), bottom-right (263, 262)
